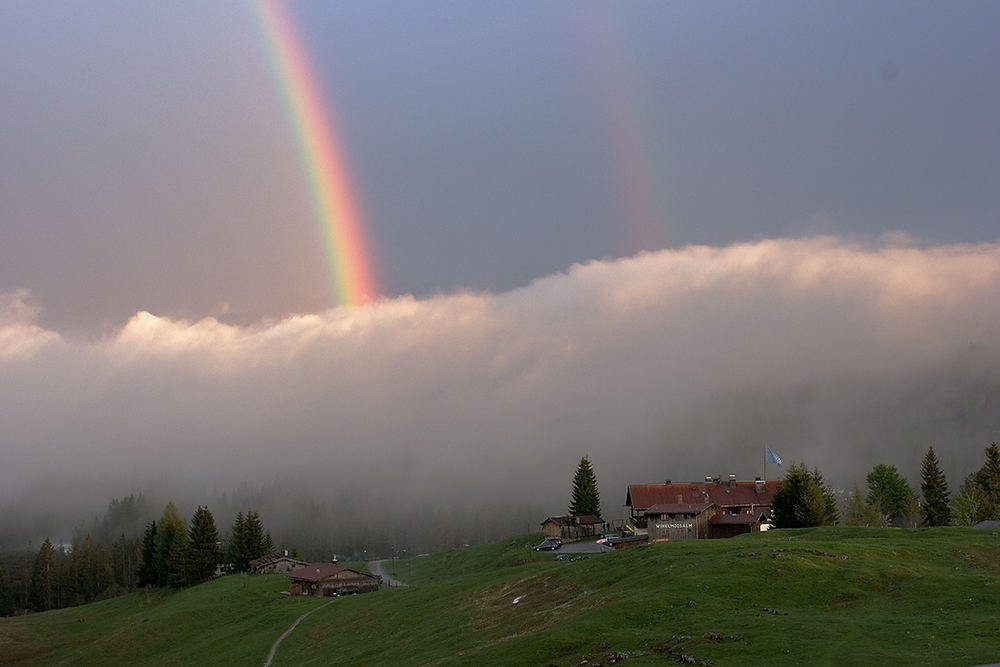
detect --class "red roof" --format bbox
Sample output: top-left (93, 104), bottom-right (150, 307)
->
top-left (627, 480), bottom-right (782, 511)
top-left (645, 502), bottom-right (714, 516)
top-left (288, 563), bottom-right (375, 583)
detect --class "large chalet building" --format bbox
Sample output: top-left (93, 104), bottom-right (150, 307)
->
top-left (625, 476), bottom-right (783, 540)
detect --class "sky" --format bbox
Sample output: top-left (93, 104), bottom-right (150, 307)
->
top-left (1, 2), bottom-right (999, 525)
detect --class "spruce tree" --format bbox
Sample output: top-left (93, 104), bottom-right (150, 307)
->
top-left (977, 442), bottom-right (1000, 519)
top-left (227, 512), bottom-right (247, 572)
top-left (188, 506), bottom-right (220, 584)
top-left (137, 521), bottom-right (158, 587)
top-left (771, 463), bottom-right (838, 528)
top-left (154, 502), bottom-right (186, 587)
top-left (0, 567), bottom-right (14, 617)
top-left (30, 538), bottom-right (56, 611)
top-left (919, 446), bottom-right (951, 526)
top-left (568, 456), bottom-right (602, 517)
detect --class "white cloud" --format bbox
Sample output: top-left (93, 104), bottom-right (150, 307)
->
top-left (1, 238), bottom-right (998, 513)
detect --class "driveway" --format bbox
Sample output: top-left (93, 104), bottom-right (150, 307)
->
top-left (368, 559), bottom-right (408, 587)
top-left (554, 540), bottom-right (614, 554)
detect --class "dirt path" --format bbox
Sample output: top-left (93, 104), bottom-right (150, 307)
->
top-left (263, 597), bottom-right (336, 667)
top-left (368, 559), bottom-right (408, 587)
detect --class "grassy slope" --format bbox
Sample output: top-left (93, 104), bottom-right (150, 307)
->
top-left (2, 527), bottom-right (998, 666)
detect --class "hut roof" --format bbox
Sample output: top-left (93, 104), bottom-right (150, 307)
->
top-left (626, 480), bottom-right (782, 511)
top-left (645, 502), bottom-right (714, 516)
top-left (289, 563), bottom-right (376, 583)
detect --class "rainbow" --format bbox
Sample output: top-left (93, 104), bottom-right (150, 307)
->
top-left (573, 5), bottom-right (668, 252)
top-left (252, 0), bottom-right (377, 306)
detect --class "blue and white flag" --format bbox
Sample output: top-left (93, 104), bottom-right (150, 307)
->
top-left (766, 446), bottom-right (782, 466)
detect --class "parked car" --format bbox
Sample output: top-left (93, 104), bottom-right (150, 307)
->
top-left (335, 586), bottom-right (360, 596)
top-left (534, 537), bottom-right (563, 551)
top-left (596, 533), bottom-right (620, 545)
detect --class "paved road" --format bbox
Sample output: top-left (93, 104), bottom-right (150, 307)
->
top-left (368, 559), bottom-right (408, 587)
top-left (550, 540), bottom-right (615, 554)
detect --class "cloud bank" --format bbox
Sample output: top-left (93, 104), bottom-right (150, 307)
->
top-left (2, 237), bottom-right (999, 524)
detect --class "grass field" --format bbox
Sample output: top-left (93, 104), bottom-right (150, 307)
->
top-left (2, 527), bottom-right (998, 665)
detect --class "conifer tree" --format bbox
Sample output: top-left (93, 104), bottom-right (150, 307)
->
top-left (30, 538), bottom-right (56, 611)
top-left (771, 463), bottom-right (838, 527)
top-left (227, 512), bottom-right (248, 572)
top-left (154, 502), bottom-right (186, 587)
top-left (0, 567), bottom-right (13, 617)
top-left (188, 506), bottom-right (220, 584)
top-left (919, 446), bottom-right (951, 526)
top-left (137, 521), bottom-right (158, 587)
top-left (977, 442), bottom-right (1000, 519)
top-left (568, 456), bottom-right (602, 517)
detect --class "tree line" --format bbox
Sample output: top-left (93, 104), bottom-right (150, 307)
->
top-left (772, 442), bottom-right (1000, 529)
top-left (0, 499), bottom-right (275, 616)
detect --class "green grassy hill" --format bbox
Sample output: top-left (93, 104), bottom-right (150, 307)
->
top-left (2, 527), bottom-right (998, 665)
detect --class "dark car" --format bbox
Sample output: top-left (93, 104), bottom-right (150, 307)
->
top-left (335, 586), bottom-right (360, 596)
top-left (534, 538), bottom-right (563, 551)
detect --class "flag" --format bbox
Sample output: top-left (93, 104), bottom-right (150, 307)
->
top-left (766, 446), bottom-right (782, 466)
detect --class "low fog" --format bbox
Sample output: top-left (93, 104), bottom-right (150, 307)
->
top-left (2, 237), bottom-right (999, 552)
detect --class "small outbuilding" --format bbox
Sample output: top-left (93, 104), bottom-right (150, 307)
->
top-left (288, 562), bottom-right (380, 596)
top-left (254, 552), bottom-right (309, 574)
top-left (541, 515), bottom-right (604, 541)
top-left (708, 511), bottom-right (770, 539)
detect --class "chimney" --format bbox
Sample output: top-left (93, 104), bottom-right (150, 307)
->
top-left (713, 475), bottom-right (721, 484)
top-left (728, 474), bottom-right (736, 488)
top-left (284, 549), bottom-right (288, 557)
top-left (705, 476), bottom-right (713, 483)
top-left (331, 555), bottom-right (338, 564)
top-left (664, 479), bottom-right (671, 485)
top-left (755, 479), bottom-right (765, 493)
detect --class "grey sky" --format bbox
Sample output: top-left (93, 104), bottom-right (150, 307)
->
top-left (1, 3), bottom-right (999, 528)
top-left (1, 1), bottom-right (998, 332)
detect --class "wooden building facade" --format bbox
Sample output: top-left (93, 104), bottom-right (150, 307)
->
top-left (288, 562), bottom-right (380, 596)
top-left (540, 515), bottom-right (604, 540)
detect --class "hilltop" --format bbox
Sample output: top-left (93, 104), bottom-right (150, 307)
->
top-left (1, 527), bottom-right (998, 665)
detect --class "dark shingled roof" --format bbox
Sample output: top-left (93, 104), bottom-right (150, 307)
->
top-left (254, 552), bottom-right (309, 569)
top-left (645, 502), bottom-right (714, 516)
top-left (288, 563), bottom-right (377, 583)
top-left (626, 480), bottom-right (783, 511)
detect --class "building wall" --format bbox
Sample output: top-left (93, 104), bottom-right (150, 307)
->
top-left (648, 511), bottom-right (711, 540)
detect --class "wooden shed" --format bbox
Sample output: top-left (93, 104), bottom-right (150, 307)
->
top-left (288, 562), bottom-right (380, 596)
top-left (540, 515), bottom-right (604, 541)
top-left (254, 552), bottom-right (309, 574)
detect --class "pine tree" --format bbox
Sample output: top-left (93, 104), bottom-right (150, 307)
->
top-left (919, 446), bottom-right (951, 526)
top-left (568, 456), bottom-right (602, 517)
top-left (771, 463), bottom-right (838, 528)
top-left (976, 442), bottom-right (1000, 519)
top-left (0, 567), bottom-right (14, 617)
top-left (154, 502), bottom-right (187, 587)
top-left (242, 510), bottom-right (268, 566)
top-left (30, 538), bottom-right (56, 611)
top-left (188, 506), bottom-right (220, 584)
top-left (227, 512), bottom-right (248, 572)
top-left (137, 521), bottom-right (158, 587)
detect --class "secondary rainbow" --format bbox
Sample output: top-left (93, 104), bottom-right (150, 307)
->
top-left (253, 0), bottom-right (377, 306)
